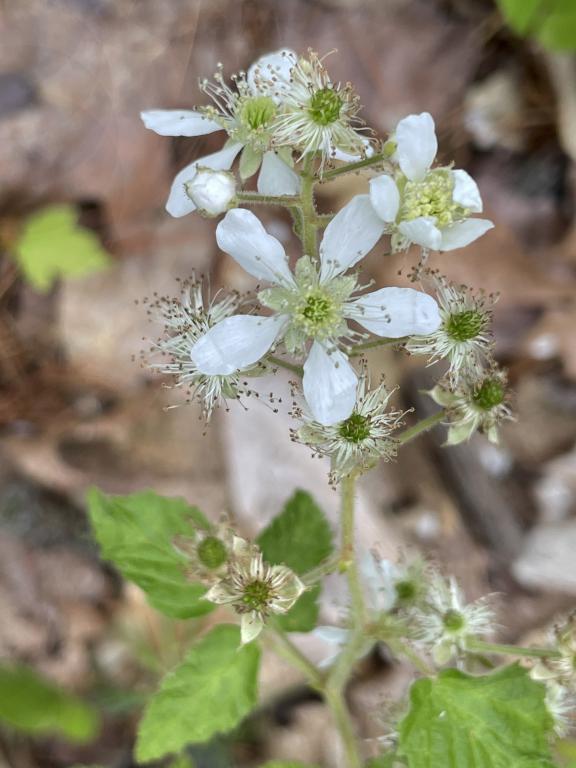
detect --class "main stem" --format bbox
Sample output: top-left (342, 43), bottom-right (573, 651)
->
top-left (300, 154), bottom-right (319, 257)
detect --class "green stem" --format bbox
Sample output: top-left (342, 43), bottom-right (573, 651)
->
top-left (319, 151), bottom-right (388, 181)
top-left (268, 625), bottom-right (324, 689)
top-left (302, 554), bottom-right (340, 586)
top-left (236, 191), bottom-right (299, 208)
top-left (349, 337), bottom-right (406, 356)
top-left (325, 687), bottom-right (363, 768)
top-left (300, 154), bottom-right (318, 257)
top-left (267, 354), bottom-right (304, 377)
top-left (397, 410), bottom-right (445, 444)
top-left (465, 638), bottom-right (561, 660)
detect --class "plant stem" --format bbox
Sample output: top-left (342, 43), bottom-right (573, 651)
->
top-left (300, 154), bottom-right (319, 257)
top-left (397, 410), bottom-right (445, 444)
top-left (325, 688), bottom-right (363, 768)
top-left (268, 625), bottom-right (324, 689)
top-left (465, 638), bottom-right (561, 660)
top-left (349, 337), bottom-right (406, 356)
top-left (267, 354), bottom-right (304, 377)
top-left (319, 151), bottom-right (388, 181)
top-left (236, 191), bottom-right (299, 208)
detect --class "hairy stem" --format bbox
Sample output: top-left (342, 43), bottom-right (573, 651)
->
top-left (397, 410), bottom-right (445, 444)
top-left (319, 151), bottom-right (389, 181)
top-left (268, 625), bottom-right (324, 689)
top-left (325, 687), bottom-right (363, 768)
top-left (267, 354), bottom-right (304, 377)
top-left (236, 191), bottom-right (299, 207)
top-left (349, 336), bottom-right (406, 356)
top-left (465, 638), bottom-right (561, 660)
top-left (300, 154), bottom-right (319, 257)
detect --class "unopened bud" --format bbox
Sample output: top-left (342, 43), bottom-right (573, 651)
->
top-left (186, 168), bottom-right (236, 216)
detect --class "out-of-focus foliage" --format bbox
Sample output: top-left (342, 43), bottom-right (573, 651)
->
top-left (13, 204), bottom-right (110, 291)
top-left (497, 0), bottom-right (576, 50)
top-left (0, 664), bottom-right (99, 743)
top-left (398, 664), bottom-right (555, 768)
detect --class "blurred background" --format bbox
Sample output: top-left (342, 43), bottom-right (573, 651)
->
top-left (1, 0), bottom-right (576, 766)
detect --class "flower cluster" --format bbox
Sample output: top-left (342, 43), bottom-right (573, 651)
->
top-left (141, 47), bottom-right (508, 482)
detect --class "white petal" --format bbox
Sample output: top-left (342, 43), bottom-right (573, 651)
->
top-left (257, 152), bottom-right (301, 196)
top-left (314, 626), bottom-right (350, 646)
top-left (438, 219), bottom-right (494, 251)
top-left (140, 110), bottom-right (222, 137)
top-left (452, 169), bottom-right (483, 212)
top-left (303, 343), bottom-right (358, 426)
top-left (395, 112), bottom-right (437, 181)
top-left (216, 208), bottom-right (295, 286)
top-left (190, 314), bottom-right (286, 375)
top-left (247, 49), bottom-right (297, 101)
top-left (319, 195), bottom-right (385, 282)
top-left (331, 140), bottom-right (375, 163)
top-left (347, 287), bottom-right (441, 337)
top-left (166, 143), bottom-right (242, 218)
top-left (369, 175), bottom-right (400, 222)
top-left (241, 613), bottom-right (264, 644)
top-left (398, 216), bottom-right (442, 250)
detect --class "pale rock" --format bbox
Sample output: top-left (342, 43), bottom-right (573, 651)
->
top-left (513, 521), bottom-right (576, 594)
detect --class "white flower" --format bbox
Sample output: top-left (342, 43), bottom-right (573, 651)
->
top-left (531, 614), bottom-right (576, 689)
top-left (429, 369), bottom-right (513, 445)
top-left (410, 572), bottom-right (494, 664)
top-left (204, 537), bottom-right (306, 644)
top-left (368, 112), bottom-right (494, 252)
top-left (141, 49), bottom-right (301, 218)
top-left (190, 198), bottom-right (441, 425)
top-left (145, 276), bottom-right (250, 417)
top-left (185, 168), bottom-right (236, 216)
top-left (405, 277), bottom-right (495, 383)
top-left (296, 377), bottom-right (405, 482)
top-left (271, 50), bottom-right (371, 170)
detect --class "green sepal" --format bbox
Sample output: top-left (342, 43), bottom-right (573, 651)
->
top-left (239, 145), bottom-right (263, 180)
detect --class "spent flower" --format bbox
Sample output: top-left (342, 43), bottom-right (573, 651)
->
top-left (204, 537), bottom-right (306, 644)
top-left (405, 276), bottom-right (495, 382)
top-left (145, 276), bottom-right (250, 417)
top-left (173, 524), bottom-right (233, 584)
top-left (531, 614), bottom-right (576, 689)
top-left (295, 377), bottom-right (405, 482)
top-left (368, 112), bottom-right (494, 253)
top-left (410, 572), bottom-right (494, 664)
top-left (429, 368), bottom-right (513, 445)
top-left (271, 50), bottom-right (370, 169)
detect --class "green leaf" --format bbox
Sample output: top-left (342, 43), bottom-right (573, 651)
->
top-left (496, 0), bottom-right (576, 50)
top-left (136, 625), bottom-right (260, 762)
top-left (497, 0), bottom-right (543, 34)
top-left (239, 145), bottom-right (263, 180)
top-left (261, 763), bottom-right (321, 768)
top-left (398, 664), bottom-right (555, 768)
top-left (257, 491), bottom-right (333, 632)
top-left (14, 205), bottom-right (110, 292)
top-left (0, 664), bottom-right (98, 743)
top-left (87, 488), bottom-right (213, 619)
top-left (539, 12), bottom-right (576, 50)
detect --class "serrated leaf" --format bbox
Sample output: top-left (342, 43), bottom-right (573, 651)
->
top-left (239, 145), bottom-right (263, 180)
top-left (257, 491), bottom-right (333, 632)
top-left (398, 664), bottom-right (555, 768)
top-left (136, 625), bottom-right (259, 762)
top-left (14, 205), bottom-right (110, 291)
top-left (0, 665), bottom-right (98, 743)
top-left (87, 488), bottom-right (213, 619)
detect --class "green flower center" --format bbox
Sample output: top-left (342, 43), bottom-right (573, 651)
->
top-left (242, 579), bottom-right (272, 611)
top-left (309, 87), bottom-right (343, 126)
top-left (472, 378), bottom-right (505, 411)
top-left (445, 310), bottom-right (485, 342)
top-left (395, 579), bottom-right (417, 602)
top-left (293, 290), bottom-right (339, 338)
top-left (197, 536), bottom-right (228, 570)
top-left (339, 413), bottom-right (371, 443)
top-left (402, 171), bottom-right (464, 228)
top-left (239, 96), bottom-right (277, 131)
top-left (443, 609), bottom-right (466, 633)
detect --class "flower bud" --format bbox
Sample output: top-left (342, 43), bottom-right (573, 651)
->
top-left (185, 168), bottom-right (236, 216)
